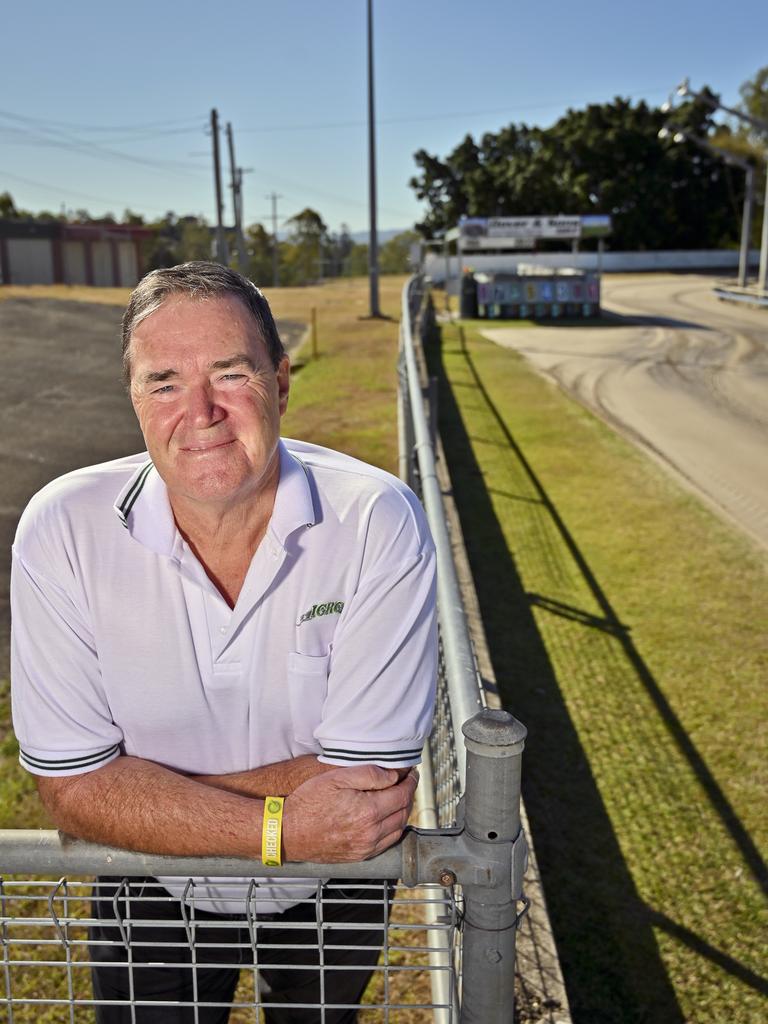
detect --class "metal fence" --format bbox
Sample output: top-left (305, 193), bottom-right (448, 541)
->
top-left (0, 276), bottom-right (528, 1022)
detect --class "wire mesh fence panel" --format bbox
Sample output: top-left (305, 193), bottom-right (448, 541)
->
top-left (0, 877), bottom-right (459, 1022)
top-left (428, 637), bottom-right (462, 830)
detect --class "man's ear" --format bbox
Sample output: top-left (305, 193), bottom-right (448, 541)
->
top-left (277, 355), bottom-right (291, 415)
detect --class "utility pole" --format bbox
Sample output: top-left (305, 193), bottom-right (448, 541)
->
top-left (366, 0), bottom-right (381, 316)
top-left (236, 167), bottom-right (248, 275)
top-left (210, 109), bottom-right (227, 264)
top-left (266, 192), bottom-right (282, 287)
top-left (225, 122), bottom-right (246, 274)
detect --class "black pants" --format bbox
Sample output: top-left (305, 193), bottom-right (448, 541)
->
top-left (89, 877), bottom-right (393, 1023)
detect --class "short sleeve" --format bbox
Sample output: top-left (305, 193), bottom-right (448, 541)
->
top-left (316, 535), bottom-right (437, 770)
top-left (11, 551), bottom-right (123, 776)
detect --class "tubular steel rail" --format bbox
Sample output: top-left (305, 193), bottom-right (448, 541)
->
top-left (0, 276), bottom-right (527, 1022)
top-left (0, 713), bottom-right (526, 1022)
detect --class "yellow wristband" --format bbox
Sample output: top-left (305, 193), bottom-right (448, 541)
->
top-left (262, 797), bottom-right (285, 867)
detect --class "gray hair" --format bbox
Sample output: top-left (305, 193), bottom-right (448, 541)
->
top-left (121, 262), bottom-right (285, 382)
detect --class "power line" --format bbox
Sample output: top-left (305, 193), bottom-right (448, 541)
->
top-left (0, 108), bottom-right (206, 133)
top-left (0, 168), bottom-right (171, 217)
top-left (236, 84), bottom-right (673, 135)
top-left (0, 111), bottom-right (206, 177)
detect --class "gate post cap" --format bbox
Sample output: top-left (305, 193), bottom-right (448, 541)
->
top-left (462, 708), bottom-right (527, 751)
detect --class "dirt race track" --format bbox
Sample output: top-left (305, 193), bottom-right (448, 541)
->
top-left (0, 297), bottom-right (305, 674)
top-left (483, 273), bottom-right (768, 551)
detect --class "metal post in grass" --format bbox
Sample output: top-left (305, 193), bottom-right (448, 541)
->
top-left (460, 709), bottom-right (528, 1024)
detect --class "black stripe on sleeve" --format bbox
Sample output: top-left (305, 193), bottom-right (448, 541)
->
top-left (321, 745), bottom-right (422, 762)
top-left (19, 744), bottom-right (120, 772)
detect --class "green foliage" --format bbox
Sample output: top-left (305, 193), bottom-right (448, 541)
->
top-left (379, 230), bottom-right (419, 274)
top-left (244, 222), bottom-right (275, 286)
top-left (283, 207), bottom-right (328, 284)
top-left (346, 242), bottom-right (368, 276)
top-left (0, 191), bottom-right (18, 218)
top-left (141, 211), bottom-right (214, 270)
top-left (0, 193), bottom-right (382, 284)
top-left (0, 193), bottom-right (66, 222)
top-left (411, 94), bottom-right (745, 250)
top-left (737, 65), bottom-right (768, 145)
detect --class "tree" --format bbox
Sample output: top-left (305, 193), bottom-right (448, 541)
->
top-left (283, 208), bottom-right (328, 285)
top-left (410, 96), bottom-right (741, 250)
top-left (346, 243), bottom-right (368, 277)
top-left (737, 66), bottom-right (768, 146)
top-left (0, 192), bottom-right (18, 218)
top-left (324, 224), bottom-right (356, 277)
top-left (379, 230), bottom-right (419, 274)
top-left (178, 216), bottom-right (214, 262)
top-left (244, 222), bottom-right (274, 285)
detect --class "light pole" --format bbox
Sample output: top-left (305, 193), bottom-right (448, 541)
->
top-left (659, 124), bottom-right (756, 287)
top-left (672, 79), bottom-right (768, 292)
top-left (366, 0), bottom-right (381, 317)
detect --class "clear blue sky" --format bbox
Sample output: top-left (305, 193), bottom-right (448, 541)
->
top-left (2, 0), bottom-right (766, 235)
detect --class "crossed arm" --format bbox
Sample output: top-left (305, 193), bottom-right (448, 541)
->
top-left (36, 754), bottom-right (417, 864)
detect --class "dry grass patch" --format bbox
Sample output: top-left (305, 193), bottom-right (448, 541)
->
top-left (0, 284), bottom-right (132, 306)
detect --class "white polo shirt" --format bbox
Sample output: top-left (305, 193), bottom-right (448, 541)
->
top-left (11, 438), bottom-right (437, 912)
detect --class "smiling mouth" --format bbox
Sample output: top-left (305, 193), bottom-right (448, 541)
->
top-left (180, 439), bottom-right (236, 453)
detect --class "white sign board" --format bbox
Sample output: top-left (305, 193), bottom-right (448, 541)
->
top-left (458, 214), bottom-right (611, 250)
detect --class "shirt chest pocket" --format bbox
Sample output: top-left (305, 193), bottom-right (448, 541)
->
top-left (287, 651), bottom-right (330, 749)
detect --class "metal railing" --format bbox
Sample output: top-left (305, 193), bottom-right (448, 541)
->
top-left (0, 277), bottom-right (527, 1022)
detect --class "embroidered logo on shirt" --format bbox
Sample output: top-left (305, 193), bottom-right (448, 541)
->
top-left (297, 601), bottom-right (345, 626)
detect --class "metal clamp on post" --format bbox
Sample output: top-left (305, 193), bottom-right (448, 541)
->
top-left (511, 828), bottom-right (530, 929)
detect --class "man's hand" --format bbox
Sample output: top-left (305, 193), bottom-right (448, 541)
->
top-left (282, 765), bottom-right (418, 863)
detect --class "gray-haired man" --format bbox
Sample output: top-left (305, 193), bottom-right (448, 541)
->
top-left (11, 262), bottom-right (437, 1021)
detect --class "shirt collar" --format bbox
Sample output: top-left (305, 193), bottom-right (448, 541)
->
top-left (113, 440), bottom-right (317, 557)
top-left (268, 440), bottom-right (317, 546)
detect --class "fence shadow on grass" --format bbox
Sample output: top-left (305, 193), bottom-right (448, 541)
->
top-left (422, 309), bottom-right (768, 1021)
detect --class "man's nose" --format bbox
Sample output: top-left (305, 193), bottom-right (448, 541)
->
top-left (184, 385), bottom-right (224, 426)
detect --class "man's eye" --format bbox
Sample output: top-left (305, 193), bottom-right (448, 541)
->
top-left (152, 384), bottom-right (176, 395)
top-left (218, 373), bottom-right (247, 384)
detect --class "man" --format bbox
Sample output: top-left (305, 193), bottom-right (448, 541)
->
top-left (11, 262), bottom-right (437, 1022)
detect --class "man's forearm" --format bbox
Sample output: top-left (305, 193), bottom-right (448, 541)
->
top-left (191, 754), bottom-right (335, 798)
top-left (36, 754), bottom-right (418, 864)
top-left (37, 756), bottom-right (263, 858)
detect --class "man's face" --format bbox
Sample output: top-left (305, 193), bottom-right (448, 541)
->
top-left (128, 293), bottom-right (290, 511)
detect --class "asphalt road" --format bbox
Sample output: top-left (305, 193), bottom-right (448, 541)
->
top-left (0, 297), bottom-right (306, 673)
top-left (482, 274), bottom-right (768, 551)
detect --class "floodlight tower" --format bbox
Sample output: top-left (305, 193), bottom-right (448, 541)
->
top-left (659, 124), bottom-right (756, 287)
top-left (672, 79), bottom-right (768, 292)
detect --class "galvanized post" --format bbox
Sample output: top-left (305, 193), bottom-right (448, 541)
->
top-left (397, 336), bottom-right (415, 489)
top-left (460, 709), bottom-right (528, 1024)
top-left (427, 375), bottom-right (438, 453)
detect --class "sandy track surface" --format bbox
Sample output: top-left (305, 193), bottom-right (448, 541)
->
top-left (482, 274), bottom-right (768, 550)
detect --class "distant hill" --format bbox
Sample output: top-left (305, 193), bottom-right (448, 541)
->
top-left (273, 227), bottom-right (410, 243)
top-left (350, 228), bottom-right (411, 244)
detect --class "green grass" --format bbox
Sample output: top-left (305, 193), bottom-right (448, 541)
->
top-left (425, 312), bottom-right (768, 1023)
